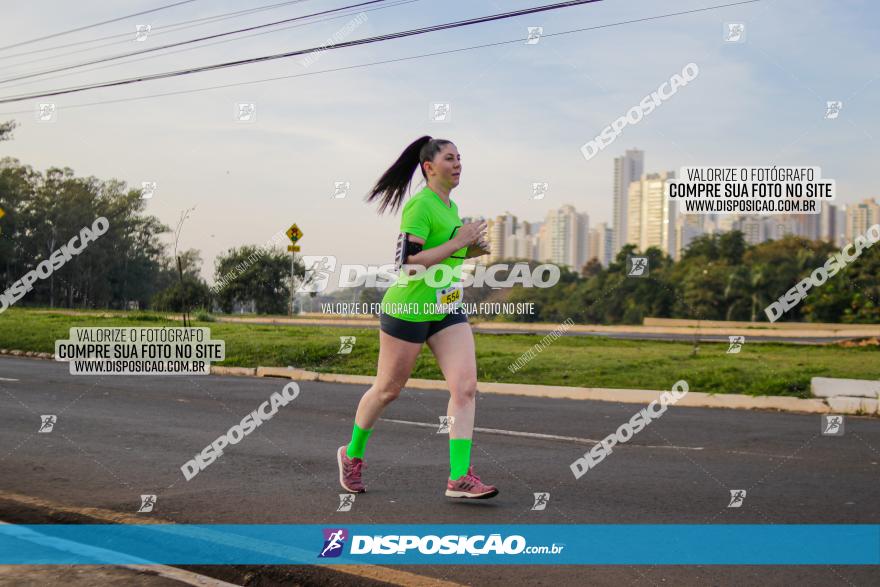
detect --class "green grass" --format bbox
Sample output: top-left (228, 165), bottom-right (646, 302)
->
top-left (1, 308), bottom-right (877, 398)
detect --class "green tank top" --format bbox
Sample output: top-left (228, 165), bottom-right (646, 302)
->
top-left (380, 185), bottom-right (468, 322)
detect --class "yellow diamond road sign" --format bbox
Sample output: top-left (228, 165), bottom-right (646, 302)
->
top-left (286, 223), bottom-right (302, 243)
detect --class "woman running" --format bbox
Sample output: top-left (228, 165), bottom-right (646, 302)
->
top-left (336, 135), bottom-right (498, 499)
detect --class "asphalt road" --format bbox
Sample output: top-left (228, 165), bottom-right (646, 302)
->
top-left (0, 356), bottom-right (877, 586)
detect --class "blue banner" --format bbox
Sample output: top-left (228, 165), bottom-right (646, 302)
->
top-left (0, 524), bottom-right (877, 565)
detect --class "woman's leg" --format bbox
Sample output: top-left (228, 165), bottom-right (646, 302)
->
top-left (426, 322), bottom-right (477, 479)
top-left (346, 330), bottom-right (423, 458)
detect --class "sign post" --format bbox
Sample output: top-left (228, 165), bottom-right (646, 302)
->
top-left (286, 224), bottom-right (303, 315)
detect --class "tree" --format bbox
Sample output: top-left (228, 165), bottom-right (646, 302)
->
top-left (0, 158), bottom-right (170, 310)
top-left (0, 120), bottom-right (16, 141)
top-left (722, 265), bottom-right (752, 321)
top-left (580, 257), bottom-right (603, 278)
top-left (718, 230), bottom-right (747, 264)
top-left (803, 245), bottom-right (880, 323)
top-left (151, 249), bottom-right (211, 312)
top-left (743, 236), bottom-right (833, 322)
top-left (213, 245), bottom-right (292, 314)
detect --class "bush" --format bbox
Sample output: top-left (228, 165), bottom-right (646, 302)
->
top-left (151, 279), bottom-right (212, 312)
top-left (194, 309), bottom-right (215, 322)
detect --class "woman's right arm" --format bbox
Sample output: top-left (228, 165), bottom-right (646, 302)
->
top-left (405, 221), bottom-right (487, 269)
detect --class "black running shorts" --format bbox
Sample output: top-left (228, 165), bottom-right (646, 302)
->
top-left (379, 308), bottom-right (468, 343)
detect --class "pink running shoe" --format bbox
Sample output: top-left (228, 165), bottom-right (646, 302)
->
top-left (337, 445), bottom-right (366, 493)
top-left (445, 466), bottom-right (498, 499)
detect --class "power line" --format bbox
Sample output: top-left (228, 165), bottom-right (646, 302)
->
top-left (1, 0), bottom-right (420, 93)
top-left (0, 0), bottom-right (316, 64)
top-left (0, 0), bottom-right (605, 103)
top-left (0, 37), bottom-right (521, 117)
top-left (0, 0), bottom-right (200, 52)
top-left (0, 0), bottom-right (392, 85)
top-left (0, 0), bottom-right (761, 114)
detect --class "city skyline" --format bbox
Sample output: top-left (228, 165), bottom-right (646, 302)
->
top-left (464, 160), bottom-right (875, 273)
top-left (1, 0), bottom-right (877, 283)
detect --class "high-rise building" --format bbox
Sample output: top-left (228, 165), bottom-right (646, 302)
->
top-left (509, 220), bottom-right (537, 260)
top-left (487, 217), bottom-right (501, 262)
top-left (460, 215), bottom-right (489, 264)
top-left (603, 225), bottom-right (614, 266)
top-left (820, 202), bottom-right (838, 243)
top-left (702, 210), bottom-right (829, 246)
top-left (770, 216), bottom-right (796, 240)
top-left (536, 222), bottom-right (549, 262)
top-left (700, 214), bottom-right (739, 236)
top-left (487, 212), bottom-right (518, 262)
top-left (771, 214), bottom-right (821, 240)
top-left (478, 214), bottom-right (541, 263)
top-left (696, 207), bottom-right (840, 245)
top-left (612, 149), bottom-right (644, 255)
top-left (845, 198), bottom-right (880, 240)
top-left (544, 205), bottom-right (590, 270)
top-left (674, 214), bottom-right (705, 259)
top-left (835, 205), bottom-right (847, 246)
top-left (736, 216), bottom-right (769, 245)
top-left (626, 179), bottom-right (643, 248)
top-left (588, 222), bottom-right (614, 266)
top-left (588, 229), bottom-right (600, 265)
top-left (712, 214), bottom-right (739, 234)
top-left (802, 214), bottom-right (822, 240)
top-left (627, 171), bottom-right (677, 255)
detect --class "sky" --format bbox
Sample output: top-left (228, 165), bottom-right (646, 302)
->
top-left (0, 0), bottom-right (877, 284)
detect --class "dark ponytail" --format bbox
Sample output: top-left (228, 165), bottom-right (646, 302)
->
top-left (366, 135), bottom-right (452, 214)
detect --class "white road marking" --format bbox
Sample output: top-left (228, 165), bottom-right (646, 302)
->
top-left (380, 418), bottom-right (704, 450)
top-left (726, 450), bottom-right (805, 460)
top-left (0, 378), bottom-right (19, 382)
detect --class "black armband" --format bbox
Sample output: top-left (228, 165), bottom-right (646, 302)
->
top-left (394, 232), bottom-right (423, 268)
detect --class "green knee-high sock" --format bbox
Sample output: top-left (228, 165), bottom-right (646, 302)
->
top-left (449, 438), bottom-right (472, 480)
top-left (346, 423), bottom-right (373, 459)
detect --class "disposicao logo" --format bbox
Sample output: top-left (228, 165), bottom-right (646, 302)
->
top-left (318, 528), bottom-right (347, 558)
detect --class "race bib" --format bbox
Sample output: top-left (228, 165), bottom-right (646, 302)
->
top-left (436, 283), bottom-right (463, 311)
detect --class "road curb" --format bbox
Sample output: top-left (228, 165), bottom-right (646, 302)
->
top-left (238, 366), bottom-right (842, 415)
top-left (211, 316), bottom-right (872, 340)
top-left (0, 349), bottom-right (54, 359)
top-left (211, 366), bottom-right (257, 377)
top-left (0, 349), bottom-right (870, 415)
top-left (0, 491), bottom-right (466, 587)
